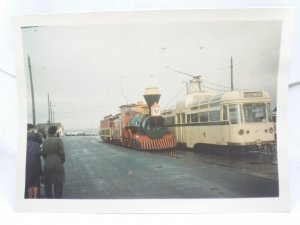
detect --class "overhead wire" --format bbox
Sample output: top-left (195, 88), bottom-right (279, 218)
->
top-left (119, 79), bottom-right (134, 105)
top-left (163, 22), bottom-right (250, 104)
top-left (164, 84), bottom-right (186, 108)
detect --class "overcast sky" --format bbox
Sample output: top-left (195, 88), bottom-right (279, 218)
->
top-left (22, 20), bottom-right (282, 131)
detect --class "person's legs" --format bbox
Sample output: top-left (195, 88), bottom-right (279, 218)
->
top-left (27, 187), bottom-right (34, 198)
top-left (45, 184), bottom-right (52, 198)
top-left (54, 183), bottom-right (63, 198)
top-left (32, 186), bottom-right (39, 198)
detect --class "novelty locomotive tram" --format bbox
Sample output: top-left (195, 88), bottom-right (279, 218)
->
top-left (99, 88), bottom-right (177, 150)
top-left (162, 77), bottom-right (275, 151)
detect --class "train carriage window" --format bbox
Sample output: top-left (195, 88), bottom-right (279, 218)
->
top-left (181, 113), bottom-right (186, 123)
top-left (209, 102), bottom-right (220, 107)
top-left (199, 104), bottom-right (208, 109)
top-left (243, 103), bottom-right (267, 123)
top-left (199, 112), bottom-right (209, 122)
top-left (229, 104), bottom-right (240, 124)
top-left (166, 116), bottom-right (175, 125)
top-left (187, 114), bottom-right (191, 123)
top-left (210, 95), bottom-right (222, 103)
top-left (200, 99), bottom-right (209, 109)
top-left (223, 105), bottom-right (228, 120)
top-left (176, 114), bottom-right (181, 124)
top-left (209, 110), bottom-right (220, 122)
top-left (191, 113), bottom-right (199, 122)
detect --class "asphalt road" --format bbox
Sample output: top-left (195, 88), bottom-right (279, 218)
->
top-left (61, 136), bottom-right (279, 199)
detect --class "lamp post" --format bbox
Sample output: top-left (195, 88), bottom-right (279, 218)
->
top-left (28, 55), bottom-right (36, 126)
top-left (48, 93), bottom-right (55, 126)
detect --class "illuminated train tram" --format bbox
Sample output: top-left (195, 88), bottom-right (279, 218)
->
top-left (162, 78), bottom-right (275, 151)
top-left (99, 88), bottom-right (177, 151)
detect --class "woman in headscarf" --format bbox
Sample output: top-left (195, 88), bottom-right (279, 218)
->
top-left (42, 126), bottom-right (66, 198)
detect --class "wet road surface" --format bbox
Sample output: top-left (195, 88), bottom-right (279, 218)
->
top-left (60, 136), bottom-right (279, 199)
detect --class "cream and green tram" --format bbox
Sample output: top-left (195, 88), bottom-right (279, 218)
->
top-left (162, 90), bottom-right (275, 150)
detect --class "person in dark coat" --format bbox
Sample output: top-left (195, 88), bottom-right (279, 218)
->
top-left (42, 126), bottom-right (65, 199)
top-left (27, 123), bottom-right (43, 144)
top-left (25, 124), bottom-right (43, 198)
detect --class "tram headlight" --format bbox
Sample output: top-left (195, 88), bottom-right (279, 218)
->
top-left (269, 127), bottom-right (274, 133)
top-left (238, 129), bottom-right (244, 135)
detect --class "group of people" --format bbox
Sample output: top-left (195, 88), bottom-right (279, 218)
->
top-left (25, 124), bottom-right (66, 199)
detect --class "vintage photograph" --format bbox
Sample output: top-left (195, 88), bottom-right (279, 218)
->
top-left (14, 10), bottom-right (292, 213)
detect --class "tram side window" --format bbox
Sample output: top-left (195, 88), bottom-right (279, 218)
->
top-left (181, 113), bottom-right (186, 123)
top-left (166, 116), bottom-right (175, 125)
top-left (187, 114), bottom-right (191, 123)
top-left (223, 106), bottom-right (228, 120)
top-left (176, 114), bottom-right (181, 124)
top-left (191, 113), bottom-right (199, 122)
top-left (209, 110), bottom-right (220, 122)
top-left (229, 104), bottom-right (240, 124)
top-left (199, 112), bottom-right (209, 122)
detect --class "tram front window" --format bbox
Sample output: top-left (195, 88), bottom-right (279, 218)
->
top-left (243, 103), bottom-right (267, 123)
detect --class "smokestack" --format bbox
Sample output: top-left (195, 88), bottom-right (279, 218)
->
top-left (143, 87), bottom-right (161, 108)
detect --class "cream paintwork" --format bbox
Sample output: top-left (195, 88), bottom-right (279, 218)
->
top-left (162, 90), bottom-right (275, 149)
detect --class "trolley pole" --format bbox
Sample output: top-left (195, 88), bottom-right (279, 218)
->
top-left (230, 56), bottom-right (234, 91)
top-left (28, 55), bottom-right (36, 126)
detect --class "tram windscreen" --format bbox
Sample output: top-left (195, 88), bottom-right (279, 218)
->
top-left (243, 103), bottom-right (267, 123)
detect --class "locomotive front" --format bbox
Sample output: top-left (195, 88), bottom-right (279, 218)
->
top-left (123, 88), bottom-right (177, 150)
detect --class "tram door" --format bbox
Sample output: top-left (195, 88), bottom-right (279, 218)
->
top-left (221, 105), bottom-right (230, 144)
top-left (176, 113), bottom-right (185, 143)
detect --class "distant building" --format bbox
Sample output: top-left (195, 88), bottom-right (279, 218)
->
top-left (36, 122), bottom-right (65, 136)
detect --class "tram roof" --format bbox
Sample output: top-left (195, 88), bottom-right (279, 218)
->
top-left (187, 90), bottom-right (271, 107)
top-left (162, 90), bottom-right (271, 113)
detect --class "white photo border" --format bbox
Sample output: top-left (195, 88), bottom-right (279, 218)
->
top-left (13, 8), bottom-right (294, 213)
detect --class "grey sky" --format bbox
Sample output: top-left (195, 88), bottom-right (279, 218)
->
top-left (22, 21), bottom-right (282, 131)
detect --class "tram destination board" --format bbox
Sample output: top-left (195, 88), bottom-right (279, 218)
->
top-left (244, 91), bottom-right (263, 98)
